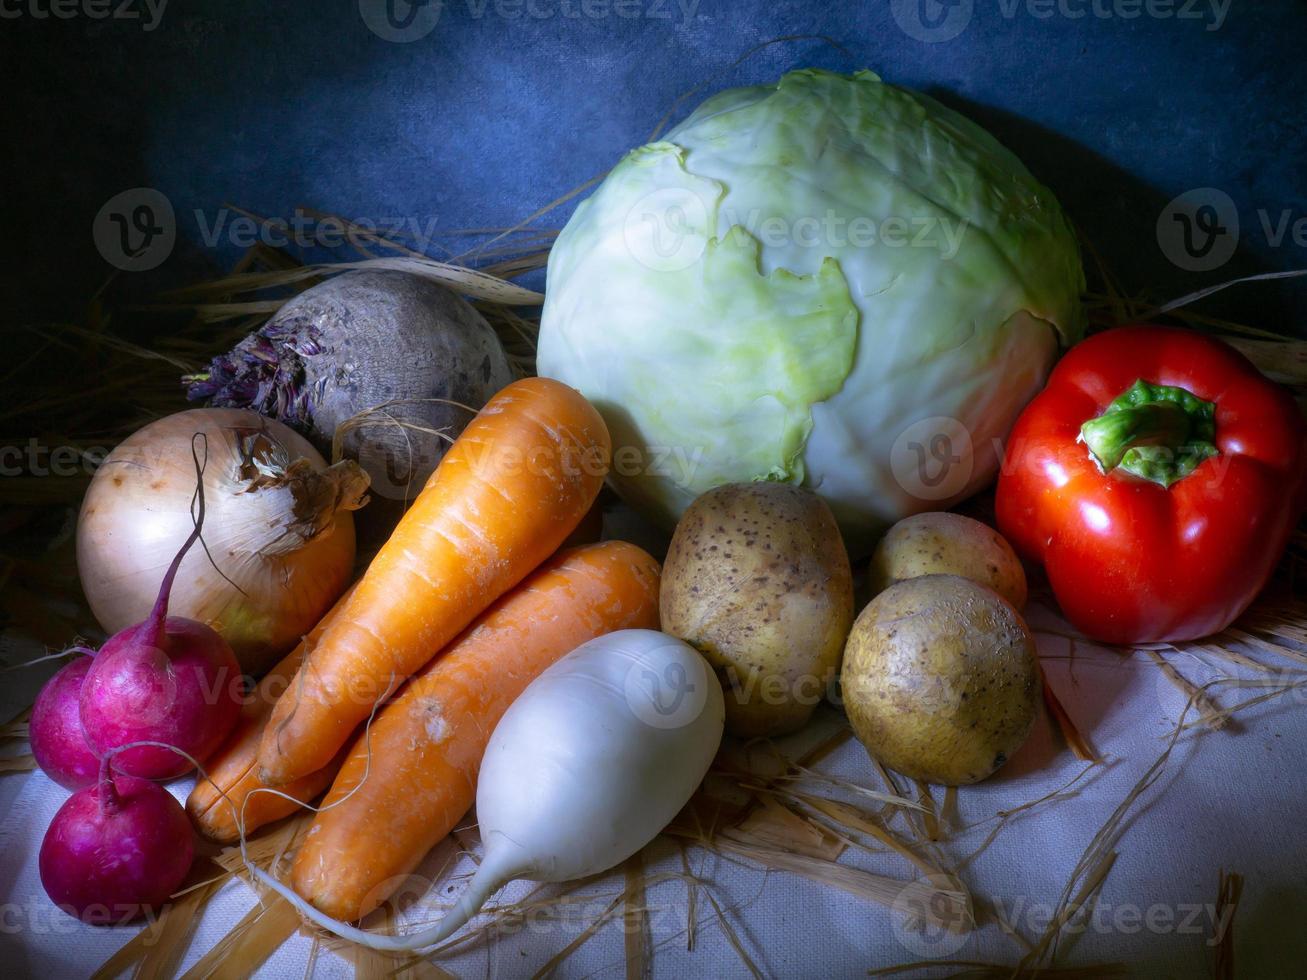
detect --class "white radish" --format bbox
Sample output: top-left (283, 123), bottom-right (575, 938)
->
top-left (244, 628), bottom-right (724, 949)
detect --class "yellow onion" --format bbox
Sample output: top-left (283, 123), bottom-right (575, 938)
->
top-left (77, 408), bottom-right (368, 674)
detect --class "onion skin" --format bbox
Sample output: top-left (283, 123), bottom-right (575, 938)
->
top-left (30, 657), bottom-right (100, 790)
top-left (39, 766), bottom-right (194, 925)
top-left (77, 408), bottom-right (365, 674)
top-left (80, 616), bottom-right (243, 779)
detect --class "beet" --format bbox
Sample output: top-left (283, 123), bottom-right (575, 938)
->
top-left (80, 616), bottom-right (242, 779)
top-left (39, 759), bottom-right (194, 924)
top-left (184, 270), bottom-right (514, 538)
top-left (77, 433), bottom-right (244, 779)
top-left (30, 655), bottom-right (100, 790)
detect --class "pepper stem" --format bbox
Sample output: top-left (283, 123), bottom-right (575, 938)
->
top-left (1079, 379), bottom-right (1219, 488)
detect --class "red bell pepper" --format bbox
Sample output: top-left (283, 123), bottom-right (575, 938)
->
top-left (996, 325), bottom-right (1306, 644)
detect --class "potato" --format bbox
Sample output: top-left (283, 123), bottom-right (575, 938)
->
top-left (841, 574), bottom-right (1039, 785)
top-left (869, 512), bottom-right (1027, 609)
top-left (660, 482), bottom-right (853, 738)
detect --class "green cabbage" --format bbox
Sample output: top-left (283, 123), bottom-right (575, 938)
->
top-left (537, 69), bottom-right (1084, 550)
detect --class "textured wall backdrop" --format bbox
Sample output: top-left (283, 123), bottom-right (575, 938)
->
top-left (3, 0), bottom-right (1306, 332)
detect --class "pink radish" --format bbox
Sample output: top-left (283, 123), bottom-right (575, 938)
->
top-left (30, 653), bottom-right (100, 789)
top-left (79, 436), bottom-right (243, 779)
top-left (39, 754), bottom-right (194, 924)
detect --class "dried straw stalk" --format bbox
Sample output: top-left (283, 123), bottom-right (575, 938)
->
top-left (1211, 869), bottom-right (1244, 980)
top-left (1041, 676), bottom-right (1099, 763)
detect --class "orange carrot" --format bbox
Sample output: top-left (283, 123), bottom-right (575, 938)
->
top-left (187, 586), bottom-right (357, 842)
top-left (290, 540), bottom-right (661, 922)
top-left (258, 377), bottom-right (609, 786)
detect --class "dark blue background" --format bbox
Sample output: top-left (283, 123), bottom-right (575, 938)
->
top-left (5, 0), bottom-right (1306, 332)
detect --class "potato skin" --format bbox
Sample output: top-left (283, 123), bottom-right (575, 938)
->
top-left (660, 483), bottom-right (854, 738)
top-left (869, 512), bottom-right (1027, 610)
top-left (841, 574), bottom-right (1039, 785)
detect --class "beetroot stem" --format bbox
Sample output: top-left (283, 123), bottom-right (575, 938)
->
top-left (97, 755), bottom-right (120, 814)
top-left (143, 433), bottom-right (209, 650)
